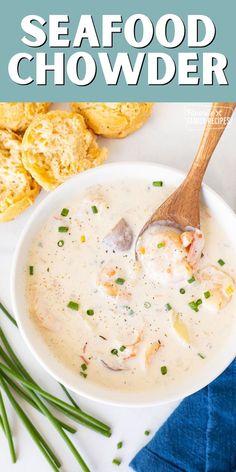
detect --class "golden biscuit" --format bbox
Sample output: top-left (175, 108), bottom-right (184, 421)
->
top-left (0, 129), bottom-right (40, 222)
top-left (71, 102), bottom-right (154, 138)
top-left (22, 111), bottom-right (108, 191)
top-left (0, 102), bottom-right (51, 132)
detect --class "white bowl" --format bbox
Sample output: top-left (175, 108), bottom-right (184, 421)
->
top-left (11, 162), bottom-right (236, 407)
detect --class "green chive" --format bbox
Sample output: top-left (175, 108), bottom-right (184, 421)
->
top-left (91, 205), bottom-right (98, 214)
top-left (218, 259), bottom-right (225, 266)
top-left (144, 301), bottom-right (151, 309)
top-left (86, 309), bottom-right (94, 316)
top-left (115, 278), bottom-right (125, 285)
top-left (160, 366), bottom-right (167, 375)
top-left (67, 301), bottom-right (79, 311)
top-left (111, 349), bottom-right (118, 356)
top-left (198, 353), bottom-right (205, 359)
top-left (61, 208), bottom-right (69, 217)
top-left (187, 276), bottom-right (195, 284)
top-left (165, 303), bottom-right (172, 312)
top-left (196, 299), bottom-right (202, 306)
top-left (119, 346), bottom-right (126, 352)
top-left (57, 240), bottom-right (64, 247)
top-left (157, 242), bottom-right (165, 248)
top-left (80, 372), bottom-right (87, 378)
top-left (58, 226), bottom-right (69, 233)
top-left (81, 364), bottom-right (87, 371)
top-left (112, 458), bottom-right (121, 466)
top-left (29, 266), bottom-right (34, 276)
top-left (144, 430), bottom-right (150, 436)
top-left (180, 288), bottom-right (185, 294)
top-left (188, 301), bottom-right (199, 312)
top-left (152, 181), bottom-right (163, 187)
top-left (117, 441), bottom-right (123, 449)
top-left (204, 291), bottom-right (211, 299)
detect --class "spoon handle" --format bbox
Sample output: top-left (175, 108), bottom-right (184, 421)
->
top-left (187, 102), bottom-right (236, 188)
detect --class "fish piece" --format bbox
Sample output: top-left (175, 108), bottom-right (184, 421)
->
top-left (103, 218), bottom-right (133, 251)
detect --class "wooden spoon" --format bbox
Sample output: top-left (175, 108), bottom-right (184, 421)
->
top-left (137, 102), bottom-right (236, 243)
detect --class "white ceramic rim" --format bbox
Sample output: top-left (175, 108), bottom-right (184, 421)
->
top-left (11, 162), bottom-right (236, 407)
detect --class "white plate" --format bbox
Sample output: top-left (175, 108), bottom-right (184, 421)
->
top-left (11, 162), bottom-right (236, 406)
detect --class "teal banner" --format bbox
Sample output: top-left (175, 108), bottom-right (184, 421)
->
top-left (0, 0), bottom-right (235, 101)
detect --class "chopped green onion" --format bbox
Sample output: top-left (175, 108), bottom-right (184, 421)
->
top-left (198, 353), bottom-right (205, 359)
top-left (117, 441), bottom-right (123, 449)
top-left (144, 430), bottom-right (151, 436)
top-left (91, 205), bottom-right (98, 214)
top-left (61, 208), bottom-right (69, 217)
top-left (115, 278), bottom-right (125, 285)
top-left (196, 299), bottom-right (202, 306)
top-left (187, 276), bottom-right (195, 284)
top-left (204, 291), bottom-right (211, 299)
top-left (152, 181), bottom-right (163, 187)
top-left (111, 349), bottom-right (118, 356)
top-left (86, 309), bottom-right (94, 316)
top-left (165, 303), bottom-right (172, 312)
top-left (188, 301), bottom-right (199, 312)
top-left (58, 226), bottom-right (69, 233)
top-left (218, 259), bottom-right (225, 266)
top-left (80, 372), bottom-right (87, 379)
top-left (67, 301), bottom-right (79, 311)
top-left (180, 288), bottom-right (185, 294)
top-left (29, 266), bottom-right (34, 276)
top-left (119, 346), bottom-right (126, 352)
top-left (57, 240), bottom-right (64, 247)
top-left (81, 364), bottom-right (87, 371)
top-left (160, 366), bottom-right (167, 375)
top-left (144, 301), bottom-right (151, 309)
top-left (157, 241), bottom-right (165, 248)
top-left (112, 458), bottom-right (121, 466)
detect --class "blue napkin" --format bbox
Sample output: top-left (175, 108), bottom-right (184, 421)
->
top-left (130, 359), bottom-right (236, 472)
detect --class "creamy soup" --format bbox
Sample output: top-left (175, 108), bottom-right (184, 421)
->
top-left (26, 180), bottom-right (236, 393)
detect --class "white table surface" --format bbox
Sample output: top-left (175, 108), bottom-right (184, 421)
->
top-left (0, 103), bottom-right (235, 472)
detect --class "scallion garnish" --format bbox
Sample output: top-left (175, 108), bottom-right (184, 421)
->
top-left (111, 349), bottom-right (119, 356)
top-left (165, 303), bottom-right (172, 312)
top-left (204, 291), bottom-right (211, 299)
top-left (180, 288), bottom-right (185, 294)
top-left (196, 299), bottom-right (202, 306)
top-left (157, 241), bottom-right (165, 249)
top-left (119, 346), bottom-right (126, 352)
top-left (61, 208), bottom-right (69, 217)
top-left (218, 258), bottom-right (225, 266)
top-left (81, 364), bottom-right (87, 371)
top-left (67, 301), bottom-right (79, 311)
top-left (144, 301), bottom-right (151, 309)
top-left (187, 276), bottom-right (195, 284)
top-left (115, 278), bottom-right (125, 285)
top-left (29, 266), bottom-right (34, 276)
top-left (80, 372), bottom-right (87, 379)
top-left (188, 301), bottom-right (199, 312)
top-left (117, 441), bottom-right (123, 449)
top-left (198, 353), bottom-right (205, 359)
top-left (86, 309), bottom-right (94, 316)
top-left (152, 181), bottom-right (163, 187)
top-left (144, 430), bottom-right (151, 436)
top-left (160, 366), bottom-right (168, 375)
top-left (91, 205), bottom-right (98, 214)
top-left (58, 226), bottom-right (69, 233)
top-left (112, 458), bottom-right (121, 466)
top-left (57, 240), bottom-right (64, 247)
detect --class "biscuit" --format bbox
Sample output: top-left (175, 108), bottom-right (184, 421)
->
top-left (71, 102), bottom-right (154, 138)
top-left (0, 102), bottom-right (51, 132)
top-left (0, 129), bottom-right (40, 222)
top-left (22, 111), bottom-right (108, 191)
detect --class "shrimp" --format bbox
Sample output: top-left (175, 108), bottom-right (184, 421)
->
top-left (97, 265), bottom-right (132, 300)
top-left (145, 341), bottom-right (161, 365)
top-left (197, 265), bottom-right (235, 312)
top-left (181, 229), bottom-right (205, 268)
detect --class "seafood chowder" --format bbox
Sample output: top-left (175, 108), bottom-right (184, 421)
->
top-left (26, 180), bottom-right (236, 395)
